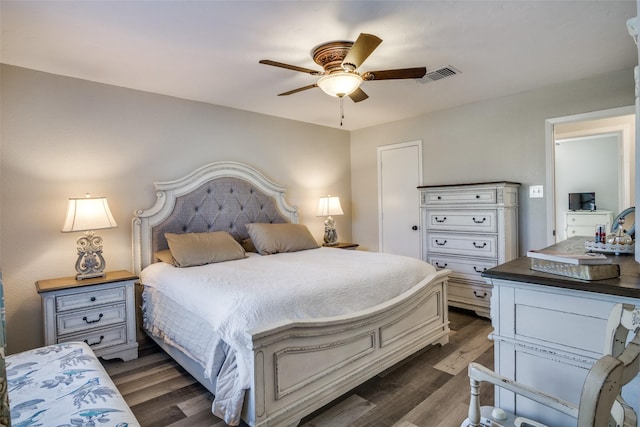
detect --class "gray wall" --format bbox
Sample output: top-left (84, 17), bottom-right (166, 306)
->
top-left (350, 69), bottom-right (635, 254)
top-left (1, 64), bottom-right (635, 354)
top-left (0, 65), bottom-right (351, 353)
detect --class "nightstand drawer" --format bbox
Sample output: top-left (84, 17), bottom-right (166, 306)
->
top-left (58, 324), bottom-right (128, 351)
top-left (426, 232), bottom-right (497, 258)
top-left (56, 286), bottom-right (126, 312)
top-left (57, 303), bottom-right (126, 335)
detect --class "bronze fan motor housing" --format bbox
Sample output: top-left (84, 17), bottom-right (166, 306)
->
top-left (312, 41), bottom-right (354, 74)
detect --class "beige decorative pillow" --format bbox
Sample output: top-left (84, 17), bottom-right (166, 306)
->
top-left (165, 231), bottom-right (246, 267)
top-left (241, 238), bottom-right (257, 253)
top-left (246, 223), bottom-right (319, 255)
top-left (154, 249), bottom-right (177, 265)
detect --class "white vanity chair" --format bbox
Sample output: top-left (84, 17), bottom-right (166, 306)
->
top-left (461, 303), bottom-right (640, 427)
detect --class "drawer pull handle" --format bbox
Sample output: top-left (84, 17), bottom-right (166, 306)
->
top-left (437, 196), bottom-right (442, 200)
top-left (84, 335), bottom-right (104, 347)
top-left (473, 242), bottom-right (487, 249)
top-left (435, 262), bottom-right (448, 269)
top-left (434, 216), bottom-right (447, 223)
top-left (473, 290), bottom-right (488, 299)
top-left (473, 266), bottom-right (487, 273)
top-left (475, 195), bottom-right (480, 199)
top-left (435, 239), bottom-right (447, 246)
top-left (472, 217), bottom-right (487, 224)
top-left (82, 313), bottom-right (104, 324)
top-left (90, 297), bottom-right (96, 302)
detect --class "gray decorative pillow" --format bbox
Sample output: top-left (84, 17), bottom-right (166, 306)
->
top-left (165, 231), bottom-right (246, 267)
top-left (246, 223), bottom-right (319, 255)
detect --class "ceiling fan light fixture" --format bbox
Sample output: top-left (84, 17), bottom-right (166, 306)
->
top-left (317, 72), bottom-right (363, 97)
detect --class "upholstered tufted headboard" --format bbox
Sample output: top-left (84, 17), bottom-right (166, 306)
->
top-left (132, 162), bottom-right (298, 274)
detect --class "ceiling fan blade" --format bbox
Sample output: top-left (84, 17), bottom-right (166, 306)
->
top-left (277, 84), bottom-right (318, 96)
top-left (363, 67), bottom-right (427, 80)
top-left (348, 87), bottom-right (369, 103)
top-left (259, 60), bottom-right (322, 75)
top-left (342, 33), bottom-right (382, 70)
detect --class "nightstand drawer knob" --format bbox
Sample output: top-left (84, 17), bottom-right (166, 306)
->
top-left (85, 335), bottom-right (104, 347)
top-left (90, 297), bottom-right (96, 302)
top-left (83, 313), bottom-right (104, 324)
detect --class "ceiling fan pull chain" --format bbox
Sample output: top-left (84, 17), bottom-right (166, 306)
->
top-left (340, 96), bottom-right (344, 126)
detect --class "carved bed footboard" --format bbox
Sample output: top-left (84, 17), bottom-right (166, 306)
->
top-left (245, 270), bottom-right (450, 427)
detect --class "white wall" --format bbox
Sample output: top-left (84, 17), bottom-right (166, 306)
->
top-left (0, 65), bottom-right (351, 353)
top-left (350, 69), bottom-right (635, 254)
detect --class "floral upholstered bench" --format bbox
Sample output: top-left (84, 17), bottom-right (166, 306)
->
top-left (6, 341), bottom-right (140, 426)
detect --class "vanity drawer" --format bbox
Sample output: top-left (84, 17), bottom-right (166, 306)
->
top-left (426, 232), bottom-right (497, 258)
top-left (56, 303), bottom-right (127, 335)
top-left (56, 286), bottom-right (126, 312)
top-left (422, 188), bottom-right (497, 205)
top-left (429, 255), bottom-right (497, 281)
top-left (58, 324), bottom-right (128, 351)
top-left (425, 209), bottom-right (497, 233)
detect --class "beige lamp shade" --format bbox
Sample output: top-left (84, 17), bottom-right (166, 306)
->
top-left (317, 196), bottom-right (344, 217)
top-left (62, 196), bottom-right (117, 232)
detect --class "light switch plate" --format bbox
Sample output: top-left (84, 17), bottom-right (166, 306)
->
top-left (529, 185), bottom-right (544, 198)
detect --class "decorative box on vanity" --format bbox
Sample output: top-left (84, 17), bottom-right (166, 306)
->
top-left (418, 182), bottom-right (520, 317)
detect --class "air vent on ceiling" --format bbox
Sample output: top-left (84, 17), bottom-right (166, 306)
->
top-left (421, 66), bottom-right (460, 83)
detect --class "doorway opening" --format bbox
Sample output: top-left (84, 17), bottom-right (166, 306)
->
top-left (544, 106), bottom-right (635, 246)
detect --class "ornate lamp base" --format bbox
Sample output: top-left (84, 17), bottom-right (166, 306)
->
top-left (323, 216), bottom-right (339, 246)
top-left (74, 231), bottom-right (107, 280)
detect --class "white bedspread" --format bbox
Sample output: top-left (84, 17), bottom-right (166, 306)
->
top-left (140, 247), bottom-right (437, 424)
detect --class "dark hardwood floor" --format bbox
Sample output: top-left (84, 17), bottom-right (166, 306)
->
top-left (102, 308), bottom-right (494, 427)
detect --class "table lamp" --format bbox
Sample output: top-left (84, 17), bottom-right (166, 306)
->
top-left (317, 196), bottom-right (343, 246)
top-left (61, 194), bottom-right (117, 280)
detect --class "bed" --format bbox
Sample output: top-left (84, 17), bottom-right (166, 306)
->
top-left (132, 161), bottom-right (450, 427)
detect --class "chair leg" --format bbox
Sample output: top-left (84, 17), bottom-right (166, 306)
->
top-left (468, 376), bottom-right (481, 427)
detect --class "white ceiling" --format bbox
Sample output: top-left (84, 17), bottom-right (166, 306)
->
top-left (1, 1), bottom-right (637, 131)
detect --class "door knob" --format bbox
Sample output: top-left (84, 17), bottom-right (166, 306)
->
top-left (411, 225), bottom-right (418, 230)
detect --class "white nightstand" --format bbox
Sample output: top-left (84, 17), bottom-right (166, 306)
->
top-left (36, 270), bottom-right (139, 361)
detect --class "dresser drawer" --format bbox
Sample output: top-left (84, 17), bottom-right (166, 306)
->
top-left (56, 303), bottom-right (126, 335)
top-left (426, 232), bottom-right (497, 258)
top-left (422, 188), bottom-right (497, 205)
top-left (58, 324), bottom-right (128, 351)
top-left (428, 255), bottom-right (497, 281)
top-left (425, 209), bottom-right (497, 233)
top-left (566, 213), bottom-right (610, 227)
top-left (56, 286), bottom-right (126, 312)
top-left (448, 282), bottom-right (492, 306)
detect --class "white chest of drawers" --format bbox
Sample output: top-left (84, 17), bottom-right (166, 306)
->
top-left (419, 182), bottom-right (520, 317)
top-left (36, 270), bottom-right (139, 361)
top-left (563, 210), bottom-right (613, 240)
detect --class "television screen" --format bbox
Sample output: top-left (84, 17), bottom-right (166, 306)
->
top-left (569, 192), bottom-right (595, 211)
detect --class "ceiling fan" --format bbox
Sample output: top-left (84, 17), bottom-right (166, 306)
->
top-left (259, 33), bottom-right (427, 103)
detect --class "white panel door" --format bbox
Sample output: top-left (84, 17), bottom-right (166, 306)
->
top-left (378, 141), bottom-right (422, 258)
